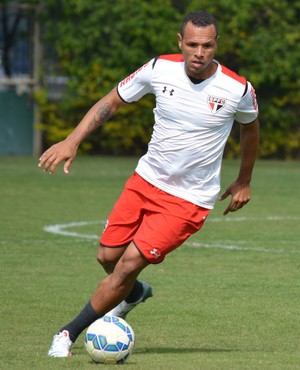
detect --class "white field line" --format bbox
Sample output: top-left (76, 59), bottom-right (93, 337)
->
top-left (42, 217), bottom-right (300, 255)
top-left (207, 216), bottom-right (300, 222)
top-left (184, 241), bottom-right (300, 254)
top-left (44, 221), bottom-right (102, 240)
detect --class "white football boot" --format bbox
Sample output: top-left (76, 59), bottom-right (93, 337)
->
top-left (107, 281), bottom-right (153, 319)
top-left (48, 330), bottom-right (73, 357)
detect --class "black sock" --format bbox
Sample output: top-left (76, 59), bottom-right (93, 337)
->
top-left (125, 280), bottom-right (143, 303)
top-left (60, 301), bottom-right (102, 343)
top-left (59, 283), bottom-right (143, 342)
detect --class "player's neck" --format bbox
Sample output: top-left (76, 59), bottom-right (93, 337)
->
top-left (186, 60), bottom-right (218, 83)
top-left (188, 76), bottom-right (205, 84)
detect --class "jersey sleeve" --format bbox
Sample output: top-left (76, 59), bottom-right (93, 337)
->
top-left (234, 81), bottom-right (259, 124)
top-left (117, 59), bottom-right (155, 103)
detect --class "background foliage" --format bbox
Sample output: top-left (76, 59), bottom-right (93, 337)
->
top-left (36, 0), bottom-right (300, 158)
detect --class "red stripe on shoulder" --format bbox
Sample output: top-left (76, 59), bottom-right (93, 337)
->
top-left (220, 64), bottom-right (246, 85)
top-left (158, 54), bottom-right (184, 62)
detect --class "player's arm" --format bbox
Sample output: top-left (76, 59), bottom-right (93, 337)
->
top-left (220, 118), bottom-right (259, 215)
top-left (38, 87), bottom-right (125, 174)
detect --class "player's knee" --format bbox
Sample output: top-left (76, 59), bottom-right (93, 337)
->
top-left (97, 250), bottom-right (112, 272)
top-left (97, 244), bottom-right (123, 273)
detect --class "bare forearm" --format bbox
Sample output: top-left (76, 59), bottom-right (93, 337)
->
top-left (66, 102), bottom-right (112, 146)
top-left (237, 119), bottom-right (259, 184)
top-left (66, 87), bottom-right (123, 147)
top-left (38, 87), bottom-right (124, 175)
top-left (88, 102), bottom-right (113, 132)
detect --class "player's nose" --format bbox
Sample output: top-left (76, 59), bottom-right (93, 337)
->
top-left (194, 46), bottom-right (204, 57)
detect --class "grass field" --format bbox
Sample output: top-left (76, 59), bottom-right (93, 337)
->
top-left (1, 156), bottom-right (299, 370)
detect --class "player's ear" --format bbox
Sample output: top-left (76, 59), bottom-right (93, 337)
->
top-left (177, 33), bottom-right (182, 50)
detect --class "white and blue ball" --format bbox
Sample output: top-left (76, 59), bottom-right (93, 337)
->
top-left (84, 315), bottom-right (135, 364)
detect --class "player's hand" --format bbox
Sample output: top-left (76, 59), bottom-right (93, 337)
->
top-left (38, 140), bottom-right (78, 175)
top-left (219, 181), bottom-right (251, 215)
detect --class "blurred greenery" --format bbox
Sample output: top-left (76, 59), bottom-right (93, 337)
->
top-left (32, 0), bottom-right (300, 158)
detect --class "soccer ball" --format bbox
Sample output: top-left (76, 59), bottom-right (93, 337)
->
top-left (84, 315), bottom-right (135, 364)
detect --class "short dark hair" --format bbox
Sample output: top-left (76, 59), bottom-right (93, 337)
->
top-left (180, 11), bottom-right (218, 36)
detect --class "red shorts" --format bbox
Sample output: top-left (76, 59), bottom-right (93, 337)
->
top-left (100, 172), bottom-right (210, 264)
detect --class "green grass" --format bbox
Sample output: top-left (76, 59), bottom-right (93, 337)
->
top-left (1, 156), bottom-right (300, 370)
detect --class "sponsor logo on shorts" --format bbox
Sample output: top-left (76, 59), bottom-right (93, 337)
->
top-left (150, 248), bottom-right (161, 259)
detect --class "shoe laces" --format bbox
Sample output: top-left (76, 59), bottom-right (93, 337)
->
top-left (52, 331), bottom-right (71, 348)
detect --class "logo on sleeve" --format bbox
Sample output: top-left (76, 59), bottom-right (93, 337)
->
top-left (119, 62), bottom-right (149, 87)
top-left (207, 95), bottom-right (226, 114)
top-left (250, 87), bottom-right (258, 111)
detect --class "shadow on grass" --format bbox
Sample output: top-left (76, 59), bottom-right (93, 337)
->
top-left (75, 345), bottom-right (237, 361)
top-left (134, 347), bottom-right (236, 355)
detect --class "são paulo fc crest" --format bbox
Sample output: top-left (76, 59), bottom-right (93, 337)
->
top-left (207, 95), bottom-right (226, 114)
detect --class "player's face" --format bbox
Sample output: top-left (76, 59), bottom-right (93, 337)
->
top-left (177, 22), bottom-right (218, 80)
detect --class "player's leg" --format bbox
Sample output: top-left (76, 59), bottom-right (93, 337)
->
top-left (107, 194), bottom-right (210, 321)
top-left (97, 244), bottom-right (126, 274)
top-left (96, 173), bottom-right (155, 319)
top-left (48, 241), bottom-right (149, 357)
top-left (97, 244), bottom-right (153, 319)
top-left (91, 241), bottom-right (149, 313)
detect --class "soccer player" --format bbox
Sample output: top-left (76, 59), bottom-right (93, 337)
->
top-left (39, 11), bottom-right (259, 357)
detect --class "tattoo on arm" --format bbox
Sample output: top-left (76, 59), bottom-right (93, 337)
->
top-left (89, 102), bottom-right (112, 131)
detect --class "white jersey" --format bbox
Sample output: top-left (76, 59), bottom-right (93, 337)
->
top-left (117, 54), bottom-right (258, 209)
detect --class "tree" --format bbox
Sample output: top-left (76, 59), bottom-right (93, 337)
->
top-left (39, 0), bottom-right (181, 155)
top-left (38, 0), bottom-right (300, 158)
top-left (0, 1), bottom-right (22, 77)
top-left (187, 0), bottom-right (300, 159)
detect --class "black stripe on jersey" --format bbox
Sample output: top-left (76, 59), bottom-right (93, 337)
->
top-left (152, 57), bottom-right (159, 69)
top-left (242, 82), bottom-right (248, 97)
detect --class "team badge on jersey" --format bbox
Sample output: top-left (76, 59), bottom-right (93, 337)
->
top-left (207, 95), bottom-right (226, 114)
